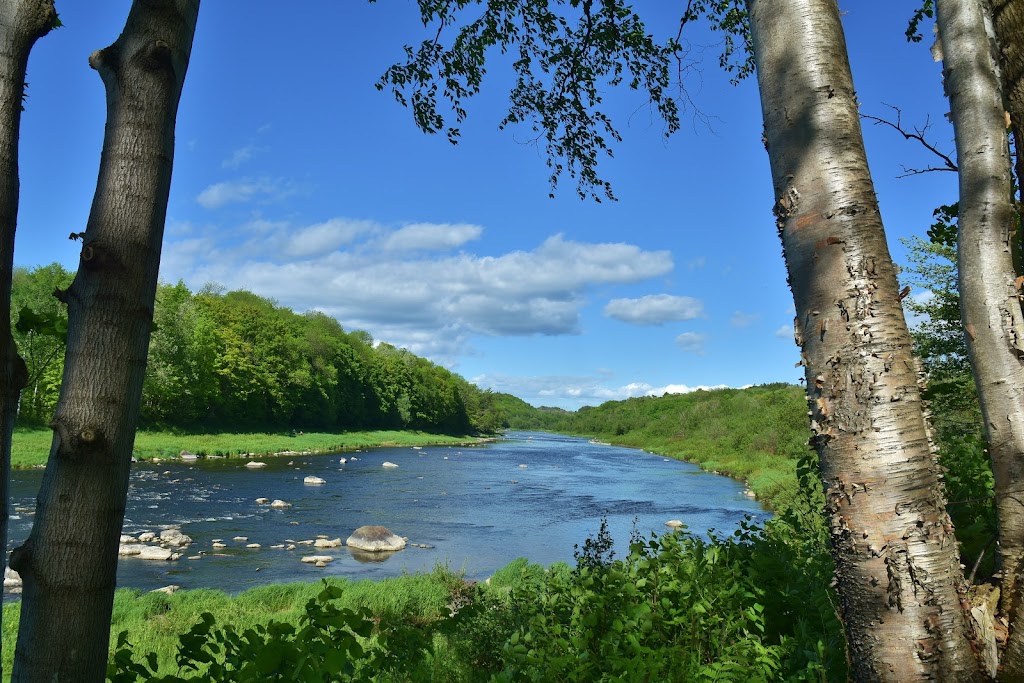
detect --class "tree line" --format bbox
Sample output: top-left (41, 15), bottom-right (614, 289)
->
top-left (12, 263), bottom-right (545, 436)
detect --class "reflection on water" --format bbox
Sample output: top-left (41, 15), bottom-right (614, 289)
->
top-left (7, 432), bottom-right (765, 594)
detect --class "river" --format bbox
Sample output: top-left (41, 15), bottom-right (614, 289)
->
top-left (6, 432), bottom-right (765, 594)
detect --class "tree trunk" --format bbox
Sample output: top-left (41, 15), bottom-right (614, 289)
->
top-left (9, 2), bottom-right (199, 681)
top-left (936, 0), bottom-right (1024, 678)
top-left (0, 2), bottom-right (56, 678)
top-left (747, 0), bottom-right (982, 679)
top-left (990, 1), bottom-right (1024, 224)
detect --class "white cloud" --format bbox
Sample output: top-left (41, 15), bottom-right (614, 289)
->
top-left (222, 144), bottom-right (258, 170)
top-left (381, 223), bottom-right (483, 251)
top-left (687, 256), bottom-right (706, 270)
top-left (160, 221), bottom-right (674, 360)
top-left (675, 332), bottom-right (706, 354)
top-left (196, 177), bottom-right (299, 209)
top-left (603, 294), bottom-right (703, 325)
top-left (283, 219), bottom-right (374, 258)
top-left (730, 310), bottom-right (760, 327)
top-left (472, 373), bottom-right (731, 410)
top-left (774, 324), bottom-right (791, 339)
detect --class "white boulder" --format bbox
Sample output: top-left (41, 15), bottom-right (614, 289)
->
top-left (346, 525), bottom-right (406, 552)
top-left (160, 529), bottom-right (192, 547)
top-left (304, 476), bottom-right (326, 485)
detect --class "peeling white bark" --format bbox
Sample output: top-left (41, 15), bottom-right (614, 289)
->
top-left (748, 0), bottom-right (982, 679)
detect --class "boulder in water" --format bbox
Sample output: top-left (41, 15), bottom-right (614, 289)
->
top-left (381, 461), bottom-right (399, 469)
top-left (664, 519), bottom-right (684, 529)
top-left (304, 476), bottom-right (326, 485)
top-left (314, 537), bottom-right (342, 548)
top-left (346, 525), bottom-right (406, 552)
top-left (160, 528), bottom-right (191, 547)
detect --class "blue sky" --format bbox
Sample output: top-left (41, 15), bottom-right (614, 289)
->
top-left (14, 2), bottom-right (957, 410)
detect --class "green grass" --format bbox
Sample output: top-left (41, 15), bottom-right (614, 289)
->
top-left (10, 428), bottom-right (483, 468)
top-left (1, 568), bottom-right (462, 679)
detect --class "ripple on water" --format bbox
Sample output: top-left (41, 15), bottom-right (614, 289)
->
top-left (4, 432), bottom-right (766, 595)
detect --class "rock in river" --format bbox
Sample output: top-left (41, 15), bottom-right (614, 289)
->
top-left (135, 546), bottom-right (178, 561)
top-left (270, 499), bottom-right (292, 509)
top-left (160, 528), bottom-right (191, 547)
top-left (314, 537), bottom-right (342, 548)
top-left (304, 476), bottom-right (326, 485)
top-left (346, 525), bottom-right (406, 552)
top-left (381, 461), bottom-right (399, 469)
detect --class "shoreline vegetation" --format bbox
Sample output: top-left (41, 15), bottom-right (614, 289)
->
top-left (6, 385), bottom-right (844, 680)
top-left (10, 428), bottom-right (489, 470)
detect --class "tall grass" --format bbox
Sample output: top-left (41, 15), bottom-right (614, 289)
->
top-left (1, 569), bottom-right (459, 680)
top-left (10, 428), bottom-right (482, 468)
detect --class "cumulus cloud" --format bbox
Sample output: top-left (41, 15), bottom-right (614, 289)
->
top-left (603, 294), bottom-right (703, 325)
top-left (160, 219), bottom-right (673, 358)
top-left (675, 332), bottom-right (706, 354)
top-left (282, 219), bottom-right (374, 258)
top-left (381, 223), bottom-right (483, 251)
top-left (774, 324), bottom-right (791, 339)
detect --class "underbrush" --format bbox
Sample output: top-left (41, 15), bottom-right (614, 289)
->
top-left (102, 492), bottom-right (844, 681)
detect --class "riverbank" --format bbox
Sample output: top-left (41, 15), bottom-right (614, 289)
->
top-left (10, 427), bottom-right (485, 469)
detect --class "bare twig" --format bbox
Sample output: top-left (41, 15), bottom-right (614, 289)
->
top-left (862, 103), bottom-right (958, 175)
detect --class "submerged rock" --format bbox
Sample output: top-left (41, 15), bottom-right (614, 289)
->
top-left (346, 525), bottom-right (406, 552)
top-left (300, 555), bottom-right (334, 564)
top-left (314, 538), bottom-right (342, 548)
top-left (270, 499), bottom-right (292, 509)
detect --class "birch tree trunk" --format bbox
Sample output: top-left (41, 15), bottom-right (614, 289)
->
top-left (990, 0), bottom-right (1024, 230)
top-left (9, 2), bottom-right (199, 681)
top-left (747, 0), bottom-right (982, 679)
top-left (0, 3), bottom-right (56, 678)
top-left (935, 0), bottom-right (1024, 678)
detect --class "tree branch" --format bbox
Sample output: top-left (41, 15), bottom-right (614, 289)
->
top-left (862, 103), bottom-right (958, 174)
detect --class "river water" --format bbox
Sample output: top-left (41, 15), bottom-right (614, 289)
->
top-left (6, 432), bottom-right (765, 594)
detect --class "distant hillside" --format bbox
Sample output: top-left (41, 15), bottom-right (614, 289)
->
top-left (511, 384), bottom-right (813, 507)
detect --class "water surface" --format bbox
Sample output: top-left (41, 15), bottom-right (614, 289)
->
top-left (7, 432), bottom-right (764, 593)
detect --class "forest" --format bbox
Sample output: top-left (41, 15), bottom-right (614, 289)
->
top-left (12, 263), bottom-right (536, 436)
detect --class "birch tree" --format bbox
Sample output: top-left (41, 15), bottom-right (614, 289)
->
top-left (934, 1), bottom-right (1024, 679)
top-left (7, 2), bottom-right (200, 680)
top-left (746, 0), bottom-right (982, 678)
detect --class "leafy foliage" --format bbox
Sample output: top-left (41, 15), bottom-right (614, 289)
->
top-left (107, 584), bottom-right (386, 682)
top-left (10, 269), bottom-right (526, 435)
top-left (900, 233), bottom-right (995, 572)
top-left (376, 0), bottom-right (680, 201)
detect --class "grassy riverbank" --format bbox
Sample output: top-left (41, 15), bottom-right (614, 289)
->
top-left (10, 428), bottom-right (482, 469)
top-left (534, 384), bottom-right (813, 512)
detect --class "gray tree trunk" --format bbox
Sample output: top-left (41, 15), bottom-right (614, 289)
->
top-left (936, 0), bottom-right (1024, 679)
top-left (747, 0), bottom-right (982, 679)
top-left (9, 2), bottom-right (199, 681)
top-left (0, 2), bottom-right (56, 678)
